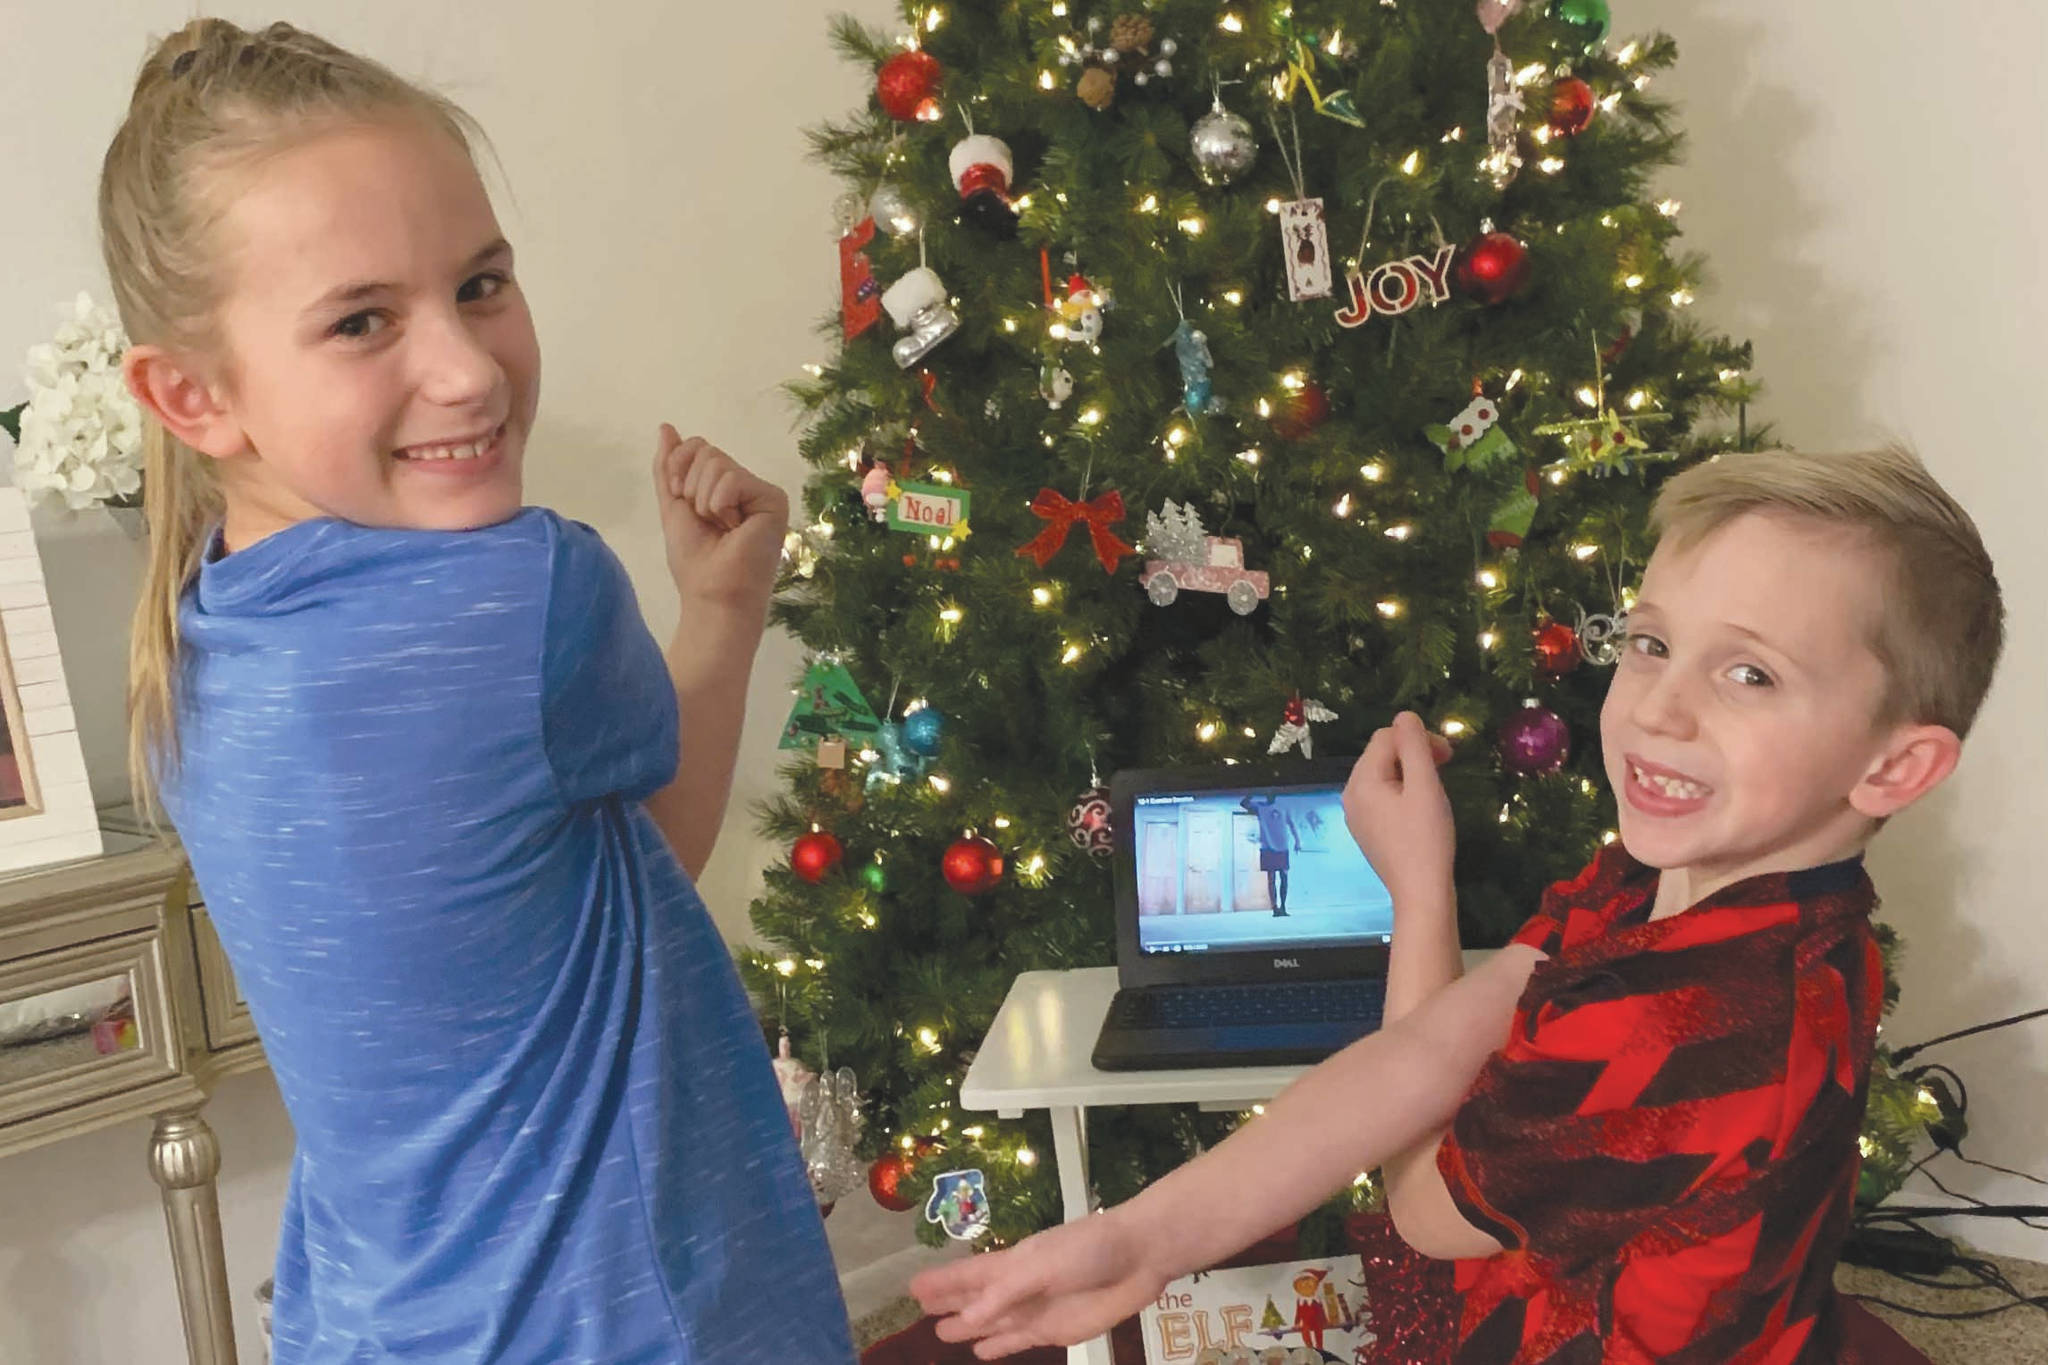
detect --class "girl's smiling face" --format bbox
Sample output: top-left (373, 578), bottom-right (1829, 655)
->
top-left (195, 117), bottom-right (540, 545)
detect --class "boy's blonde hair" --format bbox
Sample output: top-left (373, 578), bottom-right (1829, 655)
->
top-left (1652, 446), bottom-right (2004, 738)
top-left (100, 19), bottom-right (482, 813)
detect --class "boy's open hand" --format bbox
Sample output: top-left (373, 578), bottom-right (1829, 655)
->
top-left (1344, 711), bottom-right (1456, 907)
top-left (910, 1211), bottom-right (1167, 1359)
top-left (654, 425), bottom-right (789, 613)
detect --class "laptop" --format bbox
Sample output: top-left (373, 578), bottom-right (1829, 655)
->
top-left (1090, 757), bottom-right (1393, 1071)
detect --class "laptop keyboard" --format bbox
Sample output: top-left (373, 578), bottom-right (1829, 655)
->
top-left (1108, 978), bottom-right (1387, 1030)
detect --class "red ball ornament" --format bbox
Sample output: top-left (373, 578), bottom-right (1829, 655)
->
top-left (1271, 381), bottom-right (1331, 440)
top-left (1457, 231), bottom-right (1531, 306)
top-left (877, 49), bottom-right (944, 122)
top-left (1532, 620), bottom-right (1581, 678)
top-left (942, 836), bottom-right (1006, 895)
top-left (1497, 700), bottom-right (1571, 776)
top-left (1283, 695), bottom-right (1308, 727)
top-left (791, 830), bottom-right (844, 883)
top-left (869, 1150), bottom-right (922, 1212)
top-left (1549, 77), bottom-right (1597, 137)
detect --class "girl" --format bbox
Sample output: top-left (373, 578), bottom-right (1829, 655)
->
top-left (106, 20), bottom-right (854, 1363)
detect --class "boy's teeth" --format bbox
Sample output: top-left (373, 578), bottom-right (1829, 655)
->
top-left (1633, 764), bottom-right (1706, 801)
top-left (401, 437), bottom-right (488, 461)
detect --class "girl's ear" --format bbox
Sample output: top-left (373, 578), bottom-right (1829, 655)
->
top-left (124, 345), bottom-right (247, 460)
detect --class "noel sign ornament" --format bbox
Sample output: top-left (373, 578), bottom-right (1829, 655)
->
top-left (1333, 243), bottom-right (1456, 328)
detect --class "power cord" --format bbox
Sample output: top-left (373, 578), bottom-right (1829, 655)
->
top-left (1844, 1006), bottom-right (2048, 1320)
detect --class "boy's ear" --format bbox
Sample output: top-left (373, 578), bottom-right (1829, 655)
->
top-left (1849, 723), bottom-right (1962, 820)
top-left (123, 344), bottom-right (246, 460)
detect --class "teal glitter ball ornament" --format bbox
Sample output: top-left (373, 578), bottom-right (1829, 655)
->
top-left (1554, 0), bottom-right (1611, 41)
top-left (902, 706), bottom-right (945, 756)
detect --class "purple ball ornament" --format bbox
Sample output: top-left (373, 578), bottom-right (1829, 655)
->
top-left (1497, 700), bottom-right (1571, 776)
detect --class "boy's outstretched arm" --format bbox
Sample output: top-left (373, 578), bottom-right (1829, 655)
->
top-left (1347, 713), bottom-right (1514, 1259)
top-left (912, 943), bottom-right (1543, 1359)
top-left (643, 426), bottom-right (789, 881)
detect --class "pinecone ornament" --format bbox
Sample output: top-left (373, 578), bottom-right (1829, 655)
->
top-left (1077, 65), bottom-right (1116, 109)
top-left (1109, 13), bottom-right (1153, 53)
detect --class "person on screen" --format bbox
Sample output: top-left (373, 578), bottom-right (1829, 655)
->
top-left (1241, 794), bottom-right (1303, 916)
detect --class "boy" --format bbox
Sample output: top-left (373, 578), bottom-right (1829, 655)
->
top-left (912, 447), bottom-right (2002, 1363)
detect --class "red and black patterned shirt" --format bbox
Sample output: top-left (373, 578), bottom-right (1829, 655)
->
top-left (1436, 845), bottom-right (1917, 1364)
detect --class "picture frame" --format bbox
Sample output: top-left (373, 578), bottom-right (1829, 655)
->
top-left (0, 487), bottom-right (103, 873)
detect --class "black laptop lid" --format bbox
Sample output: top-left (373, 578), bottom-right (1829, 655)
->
top-left (1110, 758), bottom-right (1394, 988)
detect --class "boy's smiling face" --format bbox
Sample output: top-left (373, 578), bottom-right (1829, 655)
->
top-left (1600, 510), bottom-right (1958, 902)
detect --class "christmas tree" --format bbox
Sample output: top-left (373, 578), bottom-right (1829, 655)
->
top-left (746, 0), bottom-right (1935, 1250)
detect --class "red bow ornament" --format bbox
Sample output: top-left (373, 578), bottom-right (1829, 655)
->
top-left (1014, 488), bottom-right (1136, 574)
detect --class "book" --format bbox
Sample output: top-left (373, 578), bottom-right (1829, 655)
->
top-left (1138, 1255), bottom-right (1374, 1364)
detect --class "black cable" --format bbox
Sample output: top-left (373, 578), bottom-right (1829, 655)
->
top-left (1954, 1151), bottom-right (2048, 1188)
top-left (1916, 1164), bottom-right (2048, 1233)
top-left (1853, 1292), bottom-right (2048, 1322)
top-left (1862, 1204), bottom-right (2048, 1223)
top-left (1891, 1005), bottom-right (2048, 1066)
top-left (1846, 1228), bottom-right (2048, 1321)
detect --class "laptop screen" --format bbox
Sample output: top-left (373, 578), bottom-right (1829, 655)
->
top-left (1129, 780), bottom-right (1393, 956)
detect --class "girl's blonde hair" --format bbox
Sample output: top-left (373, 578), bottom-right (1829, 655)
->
top-left (100, 19), bottom-right (482, 814)
top-left (1652, 446), bottom-right (2005, 738)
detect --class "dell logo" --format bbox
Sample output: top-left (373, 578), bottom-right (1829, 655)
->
top-left (1273, 957), bottom-right (1301, 969)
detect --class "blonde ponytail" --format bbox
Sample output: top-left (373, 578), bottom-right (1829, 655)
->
top-left (125, 421), bottom-right (218, 816)
top-left (100, 18), bottom-right (485, 814)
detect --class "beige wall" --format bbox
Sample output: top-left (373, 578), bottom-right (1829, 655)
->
top-left (1633, 0), bottom-right (2048, 1261)
top-left (0, 1), bottom-right (2042, 1359)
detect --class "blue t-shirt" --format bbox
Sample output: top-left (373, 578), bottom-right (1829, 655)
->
top-left (161, 509), bottom-right (854, 1364)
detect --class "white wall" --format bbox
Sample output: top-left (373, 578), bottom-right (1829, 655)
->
top-left (1, 1), bottom-right (2044, 1359)
top-left (1633, 0), bottom-right (2048, 1260)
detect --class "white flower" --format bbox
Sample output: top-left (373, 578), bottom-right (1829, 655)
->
top-left (10, 293), bottom-right (145, 512)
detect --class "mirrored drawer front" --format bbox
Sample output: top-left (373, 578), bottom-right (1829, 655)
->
top-left (188, 904), bottom-right (257, 1053)
top-left (0, 930), bottom-right (177, 1125)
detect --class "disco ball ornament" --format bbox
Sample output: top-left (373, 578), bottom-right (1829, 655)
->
top-left (1497, 701), bottom-right (1571, 776)
top-left (901, 706), bottom-right (945, 756)
top-left (942, 836), bottom-right (1006, 895)
top-left (1066, 787), bottom-right (1114, 857)
top-left (868, 183), bottom-right (922, 237)
top-left (1188, 99), bottom-right (1258, 187)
